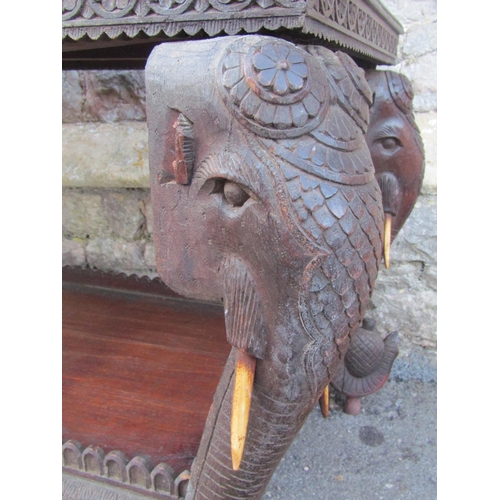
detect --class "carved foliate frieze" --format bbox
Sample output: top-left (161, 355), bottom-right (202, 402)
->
top-left (305, 0), bottom-right (401, 62)
top-left (62, 0), bottom-right (402, 65)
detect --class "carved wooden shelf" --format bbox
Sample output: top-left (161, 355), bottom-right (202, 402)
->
top-left (62, 0), bottom-right (403, 68)
top-left (62, 267), bottom-right (230, 498)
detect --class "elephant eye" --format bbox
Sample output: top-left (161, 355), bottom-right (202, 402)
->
top-left (223, 181), bottom-right (250, 207)
top-left (379, 136), bottom-right (402, 151)
top-left (208, 178), bottom-right (251, 208)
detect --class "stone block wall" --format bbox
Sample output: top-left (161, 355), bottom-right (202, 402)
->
top-left (62, 0), bottom-right (437, 376)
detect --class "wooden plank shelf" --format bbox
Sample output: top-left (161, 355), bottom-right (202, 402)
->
top-left (62, 268), bottom-right (230, 475)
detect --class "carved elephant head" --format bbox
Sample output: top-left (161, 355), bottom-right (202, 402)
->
top-left (146, 36), bottom-right (384, 499)
top-left (365, 69), bottom-right (425, 262)
top-left (328, 71), bottom-right (425, 412)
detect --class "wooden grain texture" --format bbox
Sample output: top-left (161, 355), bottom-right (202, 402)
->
top-left (63, 281), bottom-right (230, 473)
top-left (146, 37), bottom-right (385, 499)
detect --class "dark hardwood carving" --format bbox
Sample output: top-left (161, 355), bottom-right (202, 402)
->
top-left (62, 1), bottom-right (413, 496)
top-left (61, 63), bottom-right (423, 499)
top-left (147, 34), bottom-right (387, 499)
top-left (62, 440), bottom-right (190, 499)
top-left (365, 69), bottom-right (425, 244)
top-left (62, 0), bottom-right (402, 66)
top-left (328, 69), bottom-right (425, 414)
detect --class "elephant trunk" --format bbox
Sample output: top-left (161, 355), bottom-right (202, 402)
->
top-left (186, 348), bottom-right (317, 500)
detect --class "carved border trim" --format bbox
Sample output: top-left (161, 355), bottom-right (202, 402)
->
top-left (62, 265), bottom-right (187, 299)
top-left (304, 0), bottom-right (402, 64)
top-left (62, 0), bottom-right (401, 64)
top-left (62, 1), bottom-right (306, 40)
top-left (62, 440), bottom-right (190, 500)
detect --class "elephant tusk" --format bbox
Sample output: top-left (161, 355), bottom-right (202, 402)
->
top-left (319, 385), bottom-right (329, 418)
top-left (231, 348), bottom-right (256, 471)
top-left (384, 213), bottom-right (392, 269)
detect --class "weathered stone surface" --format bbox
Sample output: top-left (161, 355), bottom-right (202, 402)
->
top-left (412, 93), bottom-right (437, 114)
top-left (102, 190), bottom-right (146, 240)
top-left (62, 190), bottom-right (108, 238)
top-left (62, 71), bottom-right (85, 123)
top-left (62, 123), bottom-right (149, 188)
top-left (62, 70), bottom-right (146, 123)
top-left (86, 238), bottom-right (147, 272)
top-left (63, 188), bottom-right (150, 240)
top-left (141, 196), bottom-right (154, 236)
top-left (369, 194), bottom-right (437, 352)
top-left (144, 242), bottom-right (156, 268)
top-left (416, 112), bottom-right (437, 194)
top-left (395, 52), bottom-right (437, 98)
top-left (381, 0), bottom-right (437, 115)
top-left (82, 70), bottom-right (146, 123)
top-left (62, 238), bottom-right (87, 267)
top-left (381, 0), bottom-right (437, 29)
top-left (402, 21), bottom-right (437, 58)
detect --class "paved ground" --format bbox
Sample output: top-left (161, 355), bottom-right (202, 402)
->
top-left (265, 379), bottom-right (437, 500)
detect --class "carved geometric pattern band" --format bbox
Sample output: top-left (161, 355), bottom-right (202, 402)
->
top-left (62, 0), bottom-right (402, 64)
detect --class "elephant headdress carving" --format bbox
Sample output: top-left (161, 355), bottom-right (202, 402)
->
top-left (146, 35), bottom-right (384, 500)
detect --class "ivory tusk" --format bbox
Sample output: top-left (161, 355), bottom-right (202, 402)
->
top-left (319, 385), bottom-right (329, 418)
top-left (384, 213), bottom-right (392, 269)
top-left (231, 348), bottom-right (256, 471)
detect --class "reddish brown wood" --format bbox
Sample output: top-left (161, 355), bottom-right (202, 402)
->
top-left (147, 36), bottom-right (385, 499)
top-left (365, 69), bottom-right (425, 242)
top-left (63, 278), bottom-right (230, 474)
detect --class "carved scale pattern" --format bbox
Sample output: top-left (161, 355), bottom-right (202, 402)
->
top-left (267, 156), bottom-right (383, 394)
top-left (221, 38), bottom-right (384, 396)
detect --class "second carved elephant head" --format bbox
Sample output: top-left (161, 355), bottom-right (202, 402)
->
top-left (147, 36), bottom-right (385, 500)
top-left (329, 69), bottom-right (425, 413)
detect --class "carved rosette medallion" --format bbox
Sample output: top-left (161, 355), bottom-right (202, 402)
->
top-left (218, 38), bottom-right (330, 139)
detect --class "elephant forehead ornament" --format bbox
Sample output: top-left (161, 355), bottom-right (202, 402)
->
top-left (147, 36), bottom-right (384, 499)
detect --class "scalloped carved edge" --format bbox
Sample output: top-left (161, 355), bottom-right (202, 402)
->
top-left (62, 265), bottom-right (186, 299)
top-left (62, 14), bottom-right (304, 42)
top-left (63, 440), bottom-right (190, 499)
top-left (62, 0), bottom-right (401, 64)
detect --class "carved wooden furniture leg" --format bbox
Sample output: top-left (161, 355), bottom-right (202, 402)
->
top-left (146, 35), bottom-right (388, 499)
top-left (328, 70), bottom-right (426, 416)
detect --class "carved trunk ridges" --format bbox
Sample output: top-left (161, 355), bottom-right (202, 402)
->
top-left (146, 35), bottom-right (383, 500)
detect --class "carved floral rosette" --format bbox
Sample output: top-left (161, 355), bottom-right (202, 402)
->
top-left (218, 38), bottom-right (330, 139)
top-left (62, 0), bottom-right (402, 65)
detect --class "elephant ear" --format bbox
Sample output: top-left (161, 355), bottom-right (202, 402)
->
top-left (385, 71), bottom-right (425, 158)
top-left (385, 70), bottom-right (413, 114)
top-left (307, 46), bottom-right (372, 134)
